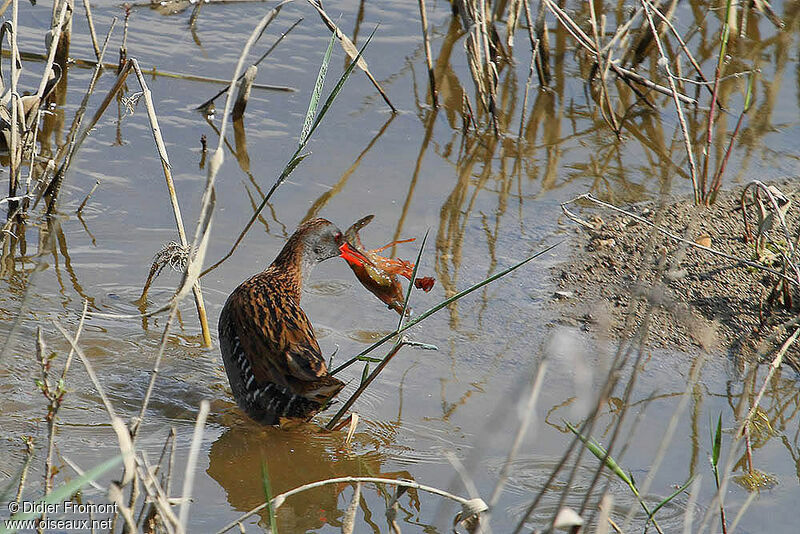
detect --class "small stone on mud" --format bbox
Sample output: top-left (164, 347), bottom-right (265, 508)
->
top-left (695, 233), bottom-right (712, 247)
top-left (554, 290), bottom-right (573, 300)
top-left (664, 269), bottom-right (689, 281)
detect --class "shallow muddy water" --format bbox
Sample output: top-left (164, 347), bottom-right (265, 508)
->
top-left (2, 0), bottom-right (800, 532)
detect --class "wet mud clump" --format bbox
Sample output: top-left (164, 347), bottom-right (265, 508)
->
top-left (551, 181), bottom-right (800, 370)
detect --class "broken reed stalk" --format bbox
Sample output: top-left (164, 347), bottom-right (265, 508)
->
top-left (641, 0), bottom-right (699, 204)
top-left (76, 180), bottom-right (100, 214)
top-left (232, 64), bottom-right (257, 122)
top-left (416, 0), bottom-right (438, 108)
top-left (216, 476), bottom-right (477, 534)
top-left (330, 241), bottom-right (561, 376)
top-left (196, 16), bottom-right (302, 110)
top-left (81, 0), bottom-right (100, 60)
top-left (130, 58), bottom-right (213, 347)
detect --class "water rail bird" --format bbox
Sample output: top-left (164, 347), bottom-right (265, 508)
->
top-left (218, 218), bottom-right (369, 425)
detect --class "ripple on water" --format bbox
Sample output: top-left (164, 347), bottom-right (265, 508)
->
top-left (306, 279), bottom-right (352, 296)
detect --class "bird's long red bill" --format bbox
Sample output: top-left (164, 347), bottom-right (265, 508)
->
top-left (339, 242), bottom-right (372, 266)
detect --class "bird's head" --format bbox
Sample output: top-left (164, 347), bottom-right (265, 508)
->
top-left (299, 218), bottom-right (371, 266)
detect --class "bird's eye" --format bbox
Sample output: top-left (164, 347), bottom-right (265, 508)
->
top-left (334, 231), bottom-right (343, 242)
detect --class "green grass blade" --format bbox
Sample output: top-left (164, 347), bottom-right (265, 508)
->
top-left (649, 475), bottom-right (696, 519)
top-left (565, 422), bottom-right (635, 491)
top-left (0, 455), bottom-right (122, 534)
top-left (299, 30), bottom-right (336, 147)
top-left (261, 461), bottom-right (279, 534)
top-left (712, 413), bottom-right (723, 468)
top-left (360, 363), bottom-right (370, 385)
top-left (331, 241), bottom-right (562, 375)
top-left (304, 26), bottom-right (378, 144)
top-left (397, 229), bottom-right (430, 331)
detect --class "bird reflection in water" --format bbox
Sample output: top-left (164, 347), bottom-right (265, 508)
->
top-left (207, 415), bottom-right (418, 532)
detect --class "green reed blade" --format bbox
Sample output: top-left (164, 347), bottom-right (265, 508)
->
top-left (305, 25), bottom-right (378, 144)
top-left (398, 229), bottom-right (430, 331)
top-left (299, 30), bottom-right (336, 147)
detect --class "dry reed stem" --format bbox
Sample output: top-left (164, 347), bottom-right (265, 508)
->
top-left (641, 0), bottom-right (700, 203)
top-left (543, 0), bottom-right (698, 108)
top-left (76, 179), bottom-right (99, 214)
top-left (177, 399), bottom-right (210, 532)
top-left (216, 476), bottom-right (477, 534)
top-left (130, 58), bottom-right (213, 347)
top-left (43, 18), bottom-right (115, 213)
top-left (232, 64), bottom-right (256, 121)
top-left (307, 0), bottom-right (396, 112)
top-left (643, 0), bottom-right (720, 106)
top-left (136, 456), bottom-right (181, 533)
top-left (81, 0), bottom-right (100, 59)
top-left (417, 0), bottom-right (438, 108)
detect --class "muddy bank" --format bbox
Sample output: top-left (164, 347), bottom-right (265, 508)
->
top-left (551, 181), bottom-right (800, 370)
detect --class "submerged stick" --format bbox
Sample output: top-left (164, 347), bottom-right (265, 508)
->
top-left (0, 49), bottom-right (294, 91)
